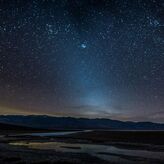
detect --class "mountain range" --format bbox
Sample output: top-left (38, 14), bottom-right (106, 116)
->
top-left (0, 115), bottom-right (164, 130)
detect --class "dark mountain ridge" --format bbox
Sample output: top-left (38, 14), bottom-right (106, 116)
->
top-left (0, 115), bottom-right (164, 130)
top-left (0, 122), bottom-right (42, 132)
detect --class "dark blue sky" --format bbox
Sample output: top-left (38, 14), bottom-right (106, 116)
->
top-left (0, 0), bottom-right (163, 122)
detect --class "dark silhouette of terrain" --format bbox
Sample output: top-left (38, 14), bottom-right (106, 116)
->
top-left (0, 115), bottom-right (164, 130)
top-left (0, 122), bottom-right (50, 134)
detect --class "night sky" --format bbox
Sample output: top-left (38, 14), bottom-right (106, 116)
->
top-left (0, 0), bottom-right (164, 122)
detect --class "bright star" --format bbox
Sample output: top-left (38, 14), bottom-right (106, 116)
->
top-left (81, 43), bottom-right (87, 49)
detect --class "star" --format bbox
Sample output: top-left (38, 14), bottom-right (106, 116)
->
top-left (80, 43), bottom-right (87, 49)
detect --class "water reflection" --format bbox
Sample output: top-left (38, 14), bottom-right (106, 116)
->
top-left (13, 130), bottom-right (92, 137)
top-left (10, 141), bottom-right (164, 163)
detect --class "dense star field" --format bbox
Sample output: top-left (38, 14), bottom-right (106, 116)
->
top-left (0, 0), bottom-right (163, 122)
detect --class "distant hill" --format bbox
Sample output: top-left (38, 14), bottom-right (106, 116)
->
top-left (0, 122), bottom-right (39, 131)
top-left (0, 115), bottom-right (164, 130)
